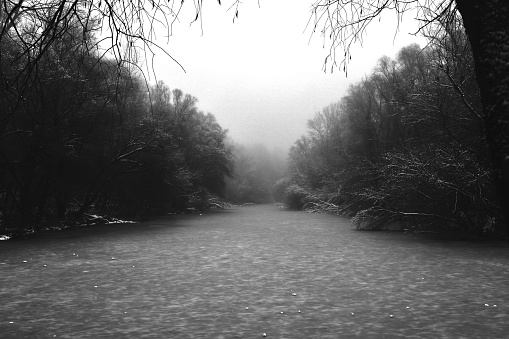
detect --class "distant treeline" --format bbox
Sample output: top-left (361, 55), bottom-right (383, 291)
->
top-left (225, 143), bottom-right (287, 205)
top-left (276, 23), bottom-right (504, 239)
top-left (0, 24), bottom-right (235, 234)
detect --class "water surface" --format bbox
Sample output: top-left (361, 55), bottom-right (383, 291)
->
top-left (1, 205), bottom-right (508, 338)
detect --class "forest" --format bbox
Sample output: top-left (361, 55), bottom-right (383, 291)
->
top-left (1, 1), bottom-right (507, 242)
top-left (276, 18), bottom-right (504, 240)
top-left (0, 20), bottom-right (235, 236)
top-left (0, 8), bottom-right (287, 237)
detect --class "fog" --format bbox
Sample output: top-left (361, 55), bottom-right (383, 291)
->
top-left (152, 1), bottom-right (427, 152)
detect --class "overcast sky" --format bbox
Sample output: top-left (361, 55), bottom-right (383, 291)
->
top-left (150, 1), bottom-right (426, 152)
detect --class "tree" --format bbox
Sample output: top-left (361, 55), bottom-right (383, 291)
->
top-left (147, 82), bottom-right (234, 210)
top-left (309, 0), bottom-right (509, 239)
top-left (1, 3), bottom-right (240, 235)
top-left (280, 36), bottom-right (500, 238)
top-left (3, 0), bottom-right (507, 237)
top-left (0, 0), bottom-right (248, 93)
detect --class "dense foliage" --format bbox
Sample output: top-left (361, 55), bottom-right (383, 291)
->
top-left (0, 24), bottom-right (232, 235)
top-left (278, 25), bottom-right (503, 239)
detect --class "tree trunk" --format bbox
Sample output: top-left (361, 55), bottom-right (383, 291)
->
top-left (455, 0), bottom-right (509, 240)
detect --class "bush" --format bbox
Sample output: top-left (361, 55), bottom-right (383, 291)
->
top-left (273, 178), bottom-right (292, 202)
top-left (283, 184), bottom-right (315, 210)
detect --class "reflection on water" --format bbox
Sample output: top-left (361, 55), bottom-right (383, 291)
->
top-left (1, 205), bottom-right (508, 338)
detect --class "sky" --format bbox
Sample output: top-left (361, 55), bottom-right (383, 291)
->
top-left (149, 1), bottom-right (427, 152)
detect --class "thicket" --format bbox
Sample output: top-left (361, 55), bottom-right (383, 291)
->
top-left (0, 21), bottom-right (232, 235)
top-left (278, 23), bottom-right (503, 239)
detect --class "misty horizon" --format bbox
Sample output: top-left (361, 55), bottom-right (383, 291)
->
top-left (150, 1), bottom-right (426, 153)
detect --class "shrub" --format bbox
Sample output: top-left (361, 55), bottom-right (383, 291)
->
top-left (273, 178), bottom-right (292, 202)
top-left (283, 184), bottom-right (315, 210)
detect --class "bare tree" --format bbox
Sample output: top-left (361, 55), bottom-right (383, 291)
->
top-left (309, 0), bottom-right (509, 240)
top-left (0, 0), bottom-right (249, 92)
top-left (2, 0), bottom-right (508, 237)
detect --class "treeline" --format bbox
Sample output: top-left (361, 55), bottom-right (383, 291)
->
top-left (276, 24), bottom-right (503, 239)
top-left (0, 22), bottom-right (232, 234)
top-left (225, 143), bottom-right (287, 204)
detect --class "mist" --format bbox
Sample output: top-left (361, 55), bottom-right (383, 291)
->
top-left (153, 1), bottom-right (427, 153)
top-left (224, 141), bottom-right (288, 204)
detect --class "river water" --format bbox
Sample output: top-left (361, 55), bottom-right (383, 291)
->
top-left (1, 205), bottom-right (508, 338)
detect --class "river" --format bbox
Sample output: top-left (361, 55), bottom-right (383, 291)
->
top-left (1, 204), bottom-right (508, 338)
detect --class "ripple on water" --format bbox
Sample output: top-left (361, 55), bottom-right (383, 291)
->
top-left (0, 205), bottom-right (508, 338)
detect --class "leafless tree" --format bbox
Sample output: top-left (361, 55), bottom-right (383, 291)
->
top-left (309, 0), bottom-right (509, 240)
top-left (0, 0), bottom-right (247, 84)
